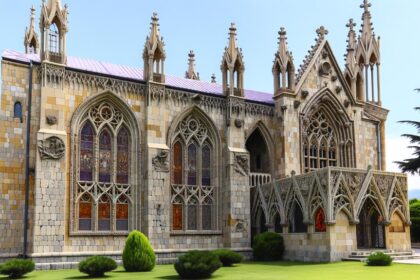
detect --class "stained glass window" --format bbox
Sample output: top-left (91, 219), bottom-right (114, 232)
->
top-left (76, 101), bottom-right (133, 233)
top-left (80, 122), bottom-right (94, 181)
top-left (315, 208), bottom-right (326, 232)
top-left (98, 195), bottom-right (111, 231)
top-left (202, 145), bottom-right (211, 186)
top-left (79, 194), bottom-right (92, 231)
top-left (117, 127), bottom-right (129, 184)
top-left (99, 129), bottom-right (112, 182)
top-left (187, 144), bottom-right (197, 185)
top-left (170, 115), bottom-right (216, 232)
top-left (172, 203), bottom-right (183, 230)
top-left (116, 195), bottom-right (129, 231)
top-left (173, 142), bottom-right (183, 184)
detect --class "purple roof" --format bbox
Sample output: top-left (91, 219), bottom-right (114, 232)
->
top-left (2, 49), bottom-right (274, 104)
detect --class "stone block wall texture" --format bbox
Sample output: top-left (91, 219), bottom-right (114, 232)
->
top-left (0, 50), bottom-right (408, 264)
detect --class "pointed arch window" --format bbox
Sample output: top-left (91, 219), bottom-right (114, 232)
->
top-left (315, 208), bottom-right (327, 232)
top-left (48, 23), bottom-right (59, 54)
top-left (14, 101), bottom-right (22, 120)
top-left (171, 115), bottom-right (217, 232)
top-left (303, 111), bottom-right (339, 172)
top-left (289, 202), bottom-right (307, 233)
top-left (74, 101), bottom-right (133, 234)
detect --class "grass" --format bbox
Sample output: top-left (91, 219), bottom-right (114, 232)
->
top-left (1, 261), bottom-right (420, 280)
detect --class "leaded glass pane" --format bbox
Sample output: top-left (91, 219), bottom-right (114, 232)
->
top-left (117, 127), bottom-right (129, 184)
top-left (14, 102), bottom-right (22, 119)
top-left (187, 144), bottom-right (197, 185)
top-left (80, 122), bottom-right (94, 181)
top-left (187, 204), bottom-right (197, 230)
top-left (79, 201), bottom-right (92, 231)
top-left (173, 142), bottom-right (183, 184)
top-left (202, 204), bottom-right (212, 230)
top-left (99, 129), bottom-right (112, 182)
top-left (98, 196), bottom-right (111, 231)
top-left (202, 145), bottom-right (211, 186)
top-left (172, 204), bottom-right (183, 230)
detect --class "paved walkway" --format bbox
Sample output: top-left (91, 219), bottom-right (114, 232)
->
top-left (394, 249), bottom-right (420, 264)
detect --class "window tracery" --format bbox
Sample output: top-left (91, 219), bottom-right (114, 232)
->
top-left (74, 101), bottom-right (133, 233)
top-left (303, 111), bottom-right (338, 172)
top-left (171, 115), bottom-right (217, 232)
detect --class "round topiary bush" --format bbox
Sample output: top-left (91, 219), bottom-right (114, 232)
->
top-left (366, 252), bottom-right (392, 266)
top-left (78, 255), bottom-right (117, 277)
top-left (174, 250), bottom-right (222, 279)
top-left (123, 230), bottom-right (156, 272)
top-left (212, 249), bottom-right (243, 267)
top-left (0, 259), bottom-right (35, 279)
top-left (252, 231), bottom-right (284, 261)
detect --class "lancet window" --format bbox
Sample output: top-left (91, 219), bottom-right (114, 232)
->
top-left (75, 101), bottom-right (133, 233)
top-left (171, 115), bottom-right (217, 232)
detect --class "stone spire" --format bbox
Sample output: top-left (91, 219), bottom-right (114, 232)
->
top-left (39, 0), bottom-right (68, 64)
top-left (273, 27), bottom-right (295, 94)
top-left (221, 23), bottom-right (245, 97)
top-left (345, 19), bottom-right (357, 72)
top-left (143, 12), bottom-right (166, 83)
top-left (355, 0), bottom-right (381, 104)
top-left (24, 5), bottom-right (39, 54)
top-left (185, 50), bottom-right (199, 80)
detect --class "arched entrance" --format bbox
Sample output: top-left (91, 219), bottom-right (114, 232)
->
top-left (246, 127), bottom-right (271, 187)
top-left (357, 199), bottom-right (385, 249)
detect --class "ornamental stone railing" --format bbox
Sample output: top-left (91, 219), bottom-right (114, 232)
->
top-left (251, 166), bottom-right (409, 227)
top-left (250, 172), bottom-right (272, 187)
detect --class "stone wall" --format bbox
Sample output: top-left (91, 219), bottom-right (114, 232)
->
top-left (328, 211), bottom-right (357, 261)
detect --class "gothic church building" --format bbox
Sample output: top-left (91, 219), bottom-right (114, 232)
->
top-left (0, 0), bottom-right (411, 266)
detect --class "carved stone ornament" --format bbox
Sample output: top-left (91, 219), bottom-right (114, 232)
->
top-left (319, 61), bottom-right (331, 76)
top-left (46, 115), bottom-right (57, 125)
top-left (38, 136), bottom-right (65, 160)
top-left (234, 219), bottom-right (248, 233)
top-left (234, 153), bottom-right (249, 176)
top-left (234, 119), bottom-right (243, 128)
top-left (152, 149), bottom-right (169, 172)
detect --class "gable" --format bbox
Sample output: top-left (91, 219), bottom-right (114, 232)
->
top-left (296, 40), bottom-right (357, 107)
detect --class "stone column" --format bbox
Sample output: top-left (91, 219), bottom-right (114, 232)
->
top-left (143, 82), bottom-right (171, 250)
top-left (223, 96), bottom-right (250, 249)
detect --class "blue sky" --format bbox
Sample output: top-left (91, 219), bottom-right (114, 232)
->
top-left (1, 0), bottom-right (419, 188)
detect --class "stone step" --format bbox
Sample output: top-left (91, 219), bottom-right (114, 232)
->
top-left (35, 260), bottom-right (123, 270)
top-left (350, 250), bottom-right (413, 257)
top-left (343, 253), bottom-right (420, 262)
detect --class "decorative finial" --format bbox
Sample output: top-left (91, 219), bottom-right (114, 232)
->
top-left (360, 0), bottom-right (371, 12)
top-left (211, 73), bottom-right (216, 83)
top-left (279, 27), bottom-right (286, 37)
top-left (316, 26), bottom-right (328, 40)
top-left (346, 18), bottom-right (356, 31)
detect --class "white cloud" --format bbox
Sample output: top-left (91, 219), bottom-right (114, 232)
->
top-left (387, 136), bottom-right (420, 190)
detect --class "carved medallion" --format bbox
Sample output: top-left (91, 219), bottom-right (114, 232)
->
top-left (38, 136), bottom-right (65, 160)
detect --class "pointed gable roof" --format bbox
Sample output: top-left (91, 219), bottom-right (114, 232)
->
top-left (295, 28), bottom-right (357, 105)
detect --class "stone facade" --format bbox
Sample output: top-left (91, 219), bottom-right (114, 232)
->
top-left (0, 0), bottom-right (411, 265)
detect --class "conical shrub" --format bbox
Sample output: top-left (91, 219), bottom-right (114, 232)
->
top-left (123, 230), bottom-right (156, 272)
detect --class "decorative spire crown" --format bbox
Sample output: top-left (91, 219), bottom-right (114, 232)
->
top-left (185, 50), bottom-right (199, 80)
top-left (211, 73), bottom-right (216, 83)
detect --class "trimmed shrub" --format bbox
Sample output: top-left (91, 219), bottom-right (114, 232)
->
top-left (0, 259), bottom-right (35, 279)
top-left (213, 249), bottom-right (243, 267)
top-left (174, 250), bottom-right (222, 279)
top-left (366, 252), bottom-right (392, 266)
top-left (123, 230), bottom-right (156, 272)
top-left (253, 231), bottom-right (284, 261)
top-left (78, 256), bottom-right (117, 277)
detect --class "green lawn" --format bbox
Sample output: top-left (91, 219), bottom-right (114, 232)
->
top-left (2, 261), bottom-right (420, 280)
